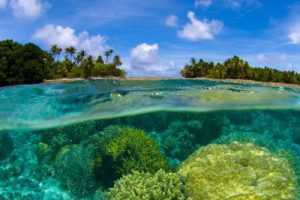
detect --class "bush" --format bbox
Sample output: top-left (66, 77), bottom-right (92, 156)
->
top-left (108, 170), bottom-right (185, 200)
top-left (178, 142), bottom-right (298, 200)
top-left (0, 40), bottom-right (50, 86)
top-left (90, 126), bottom-right (170, 188)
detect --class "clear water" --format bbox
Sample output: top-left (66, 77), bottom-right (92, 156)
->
top-left (0, 79), bottom-right (299, 199)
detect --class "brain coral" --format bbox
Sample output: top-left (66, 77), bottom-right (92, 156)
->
top-left (108, 170), bottom-right (185, 200)
top-left (178, 142), bottom-right (298, 200)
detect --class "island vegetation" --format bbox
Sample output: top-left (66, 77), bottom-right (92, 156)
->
top-left (0, 39), bottom-right (126, 87)
top-left (181, 56), bottom-right (300, 84)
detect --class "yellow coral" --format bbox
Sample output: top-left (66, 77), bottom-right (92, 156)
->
top-left (178, 142), bottom-right (298, 200)
top-left (108, 170), bottom-right (185, 200)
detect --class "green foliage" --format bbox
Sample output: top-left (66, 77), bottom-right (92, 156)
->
top-left (90, 126), bottom-right (170, 188)
top-left (48, 46), bottom-right (126, 79)
top-left (54, 144), bottom-right (96, 197)
top-left (181, 55), bottom-right (300, 84)
top-left (178, 142), bottom-right (298, 200)
top-left (0, 40), bottom-right (51, 86)
top-left (108, 170), bottom-right (185, 200)
top-left (0, 132), bottom-right (14, 161)
top-left (0, 39), bottom-right (126, 86)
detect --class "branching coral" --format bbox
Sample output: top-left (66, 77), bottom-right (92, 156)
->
top-left (54, 144), bottom-right (96, 197)
top-left (178, 142), bottom-right (298, 200)
top-left (108, 170), bottom-right (185, 200)
top-left (90, 126), bottom-right (170, 188)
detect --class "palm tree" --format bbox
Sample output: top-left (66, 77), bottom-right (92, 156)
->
top-left (65, 46), bottom-right (77, 61)
top-left (190, 57), bottom-right (197, 66)
top-left (76, 50), bottom-right (87, 65)
top-left (50, 44), bottom-right (62, 62)
top-left (96, 55), bottom-right (104, 64)
top-left (112, 55), bottom-right (122, 67)
top-left (82, 55), bottom-right (94, 78)
top-left (104, 49), bottom-right (114, 64)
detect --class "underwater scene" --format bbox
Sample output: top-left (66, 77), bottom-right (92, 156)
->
top-left (0, 79), bottom-right (300, 200)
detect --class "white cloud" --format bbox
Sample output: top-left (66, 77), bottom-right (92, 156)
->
top-left (226, 0), bottom-right (262, 9)
top-left (195, 0), bottom-right (213, 8)
top-left (279, 53), bottom-right (288, 61)
top-left (129, 43), bottom-right (178, 76)
top-left (288, 21), bottom-right (300, 44)
top-left (0, 0), bottom-right (7, 9)
top-left (9, 0), bottom-right (49, 19)
top-left (286, 63), bottom-right (293, 71)
top-left (165, 15), bottom-right (178, 27)
top-left (130, 43), bottom-right (159, 67)
top-left (33, 24), bottom-right (107, 57)
top-left (256, 53), bottom-right (268, 63)
top-left (178, 12), bottom-right (223, 41)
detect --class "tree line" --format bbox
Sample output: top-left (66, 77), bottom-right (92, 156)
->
top-left (0, 39), bottom-right (126, 86)
top-left (181, 56), bottom-right (300, 84)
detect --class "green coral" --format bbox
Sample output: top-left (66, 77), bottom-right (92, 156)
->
top-left (108, 170), bottom-right (185, 200)
top-left (39, 121), bottom-right (97, 158)
top-left (213, 131), bottom-right (278, 151)
top-left (155, 120), bottom-right (201, 162)
top-left (90, 126), bottom-right (170, 187)
top-left (54, 144), bottom-right (96, 197)
top-left (178, 142), bottom-right (298, 200)
top-left (34, 142), bottom-right (50, 162)
top-left (0, 132), bottom-right (14, 161)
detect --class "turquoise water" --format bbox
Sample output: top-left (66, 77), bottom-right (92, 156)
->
top-left (0, 79), bottom-right (300, 199)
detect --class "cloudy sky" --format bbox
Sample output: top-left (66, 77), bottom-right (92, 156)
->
top-left (1, 0), bottom-right (300, 76)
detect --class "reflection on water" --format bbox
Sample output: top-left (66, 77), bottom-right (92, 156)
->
top-left (0, 80), bottom-right (299, 199)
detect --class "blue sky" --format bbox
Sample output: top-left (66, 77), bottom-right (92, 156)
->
top-left (1, 0), bottom-right (300, 76)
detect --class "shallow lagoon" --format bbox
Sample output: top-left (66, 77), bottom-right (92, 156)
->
top-left (0, 79), bottom-right (300, 199)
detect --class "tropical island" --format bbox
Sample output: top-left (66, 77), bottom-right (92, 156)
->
top-left (1, 39), bottom-right (300, 87)
top-left (0, 39), bottom-right (126, 87)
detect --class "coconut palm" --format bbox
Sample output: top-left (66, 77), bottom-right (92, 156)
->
top-left (50, 44), bottom-right (62, 62)
top-left (112, 55), bottom-right (122, 67)
top-left (96, 55), bottom-right (104, 64)
top-left (65, 46), bottom-right (77, 61)
top-left (104, 49), bottom-right (114, 64)
top-left (76, 50), bottom-right (87, 65)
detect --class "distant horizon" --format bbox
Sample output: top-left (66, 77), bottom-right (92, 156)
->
top-left (1, 0), bottom-right (300, 76)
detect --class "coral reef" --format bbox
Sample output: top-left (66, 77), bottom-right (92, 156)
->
top-left (149, 120), bottom-right (200, 166)
top-left (90, 126), bottom-right (170, 188)
top-left (39, 121), bottom-right (97, 158)
top-left (108, 170), bottom-right (185, 200)
top-left (54, 144), bottom-right (96, 197)
top-left (0, 132), bottom-right (14, 161)
top-left (213, 131), bottom-right (278, 151)
top-left (178, 142), bottom-right (298, 200)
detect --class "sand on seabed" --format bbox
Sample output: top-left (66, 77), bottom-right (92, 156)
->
top-left (43, 77), bottom-right (300, 89)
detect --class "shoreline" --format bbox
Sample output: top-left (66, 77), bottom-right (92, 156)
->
top-left (43, 77), bottom-right (300, 89)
